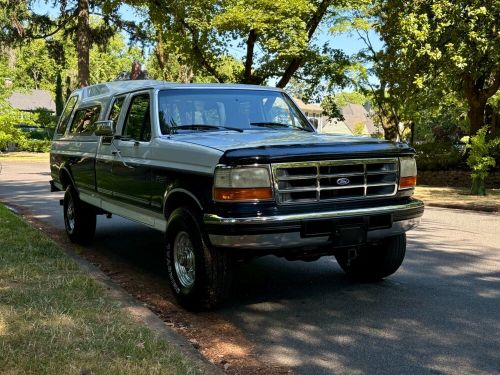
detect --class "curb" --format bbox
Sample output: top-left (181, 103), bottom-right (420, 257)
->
top-left (3, 202), bottom-right (223, 375)
top-left (64, 250), bottom-right (224, 375)
top-left (425, 202), bottom-right (498, 214)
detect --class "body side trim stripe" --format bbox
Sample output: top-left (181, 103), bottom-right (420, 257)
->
top-left (79, 191), bottom-right (166, 232)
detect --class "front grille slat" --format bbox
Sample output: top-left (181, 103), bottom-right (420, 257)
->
top-left (272, 158), bottom-right (399, 205)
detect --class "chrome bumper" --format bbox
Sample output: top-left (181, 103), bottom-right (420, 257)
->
top-left (204, 199), bottom-right (424, 250)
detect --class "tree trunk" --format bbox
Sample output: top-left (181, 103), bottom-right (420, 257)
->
top-left (383, 123), bottom-right (399, 141)
top-left (276, 0), bottom-right (330, 89)
top-left (55, 71), bottom-right (64, 116)
top-left (154, 28), bottom-right (167, 76)
top-left (65, 76), bottom-right (72, 101)
top-left (471, 175), bottom-right (486, 196)
top-left (466, 97), bottom-right (487, 136)
top-left (242, 29), bottom-right (257, 84)
top-left (77, 0), bottom-right (90, 87)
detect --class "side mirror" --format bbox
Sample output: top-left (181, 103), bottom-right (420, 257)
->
top-left (94, 120), bottom-right (114, 136)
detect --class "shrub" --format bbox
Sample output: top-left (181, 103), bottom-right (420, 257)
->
top-left (414, 142), bottom-right (465, 171)
top-left (461, 126), bottom-right (500, 195)
top-left (18, 139), bottom-right (52, 153)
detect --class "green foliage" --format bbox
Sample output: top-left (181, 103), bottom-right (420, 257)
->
top-left (461, 126), bottom-right (500, 195)
top-left (321, 95), bottom-right (343, 121)
top-left (17, 138), bottom-right (52, 152)
top-left (89, 31), bottom-right (144, 84)
top-left (352, 122), bottom-right (366, 135)
top-left (0, 95), bottom-right (37, 151)
top-left (374, 0), bottom-right (500, 136)
top-left (131, 0), bottom-right (354, 92)
top-left (412, 92), bottom-right (468, 143)
top-left (13, 39), bottom-right (56, 90)
top-left (414, 142), bottom-right (464, 171)
top-left (332, 91), bottom-right (367, 108)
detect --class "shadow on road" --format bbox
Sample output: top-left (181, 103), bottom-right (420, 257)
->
top-left (76, 216), bottom-right (500, 375)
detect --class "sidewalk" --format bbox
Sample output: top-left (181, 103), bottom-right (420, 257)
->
top-left (414, 186), bottom-right (499, 213)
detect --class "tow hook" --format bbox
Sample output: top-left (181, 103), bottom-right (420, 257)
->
top-left (347, 247), bottom-right (358, 267)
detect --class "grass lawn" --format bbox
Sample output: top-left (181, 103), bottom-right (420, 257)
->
top-left (0, 151), bottom-right (49, 162)
top-left (0, 204), bottom-right (200, 375)
top-left (415, 185), bottom-right (500, 212)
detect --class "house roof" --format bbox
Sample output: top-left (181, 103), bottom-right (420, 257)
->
top-left (293, 98), bottom-right (323, 114)
top-left (341, 103), bottom-right (377, 134)
top-left (7, 90), bottom-right (56, 112)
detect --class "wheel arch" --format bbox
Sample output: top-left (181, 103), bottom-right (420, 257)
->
top-left (59, 166), bottom-right (76, 191)
top-left (164, 189), bottom-right (204, 220)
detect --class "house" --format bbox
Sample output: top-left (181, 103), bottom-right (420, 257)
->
top-left (7, 89), bottom-right (56, 113)
top-left (293, 98), bottom-right (328, 131)
top-left (294, 97), bottom-right (381, 136)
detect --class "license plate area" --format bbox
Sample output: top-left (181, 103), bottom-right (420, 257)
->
top-left (301, 217), bottom-right (367, 246)
top-left (331, 226), bottom-right (366, 247)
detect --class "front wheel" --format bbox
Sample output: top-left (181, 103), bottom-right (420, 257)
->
top-left (165, 207), bottom-right (233, 310)
top-left (335, 233), bottom-right (406, 280)
top-left (63, 186), bottom-right (96, 245)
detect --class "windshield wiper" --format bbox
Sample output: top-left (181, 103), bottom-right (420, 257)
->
top-left (170, 124), bottom-right (243, 133)
top-left (250, 122), bottom-right (313, 132)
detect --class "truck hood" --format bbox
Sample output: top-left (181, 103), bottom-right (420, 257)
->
top-left (169, 130), bottom-right (414, 164)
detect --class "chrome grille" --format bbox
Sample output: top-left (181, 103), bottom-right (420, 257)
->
top-left (272, 158), bottom-right (399, 204)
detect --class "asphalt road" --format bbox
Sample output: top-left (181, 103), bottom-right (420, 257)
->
top-left (1, 160), bottom-right (499, 375)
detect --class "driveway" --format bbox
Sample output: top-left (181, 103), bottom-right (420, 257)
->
top-left (1, 159), bottom-right (499, 374)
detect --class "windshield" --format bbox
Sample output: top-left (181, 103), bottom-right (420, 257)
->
top-left (157, 89), bottom-right (313, 134)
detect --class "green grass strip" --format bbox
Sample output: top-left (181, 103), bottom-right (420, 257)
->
top-left (0, 204), bottom-right (200, 375)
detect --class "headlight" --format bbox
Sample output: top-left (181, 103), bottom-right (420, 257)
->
top-left (399, 157), bottom-right (417, 189)
top-left (213, 166), bottom-right (273, 201)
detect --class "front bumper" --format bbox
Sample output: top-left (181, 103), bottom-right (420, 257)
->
top-left (204, 199), bottom-right (424, 250)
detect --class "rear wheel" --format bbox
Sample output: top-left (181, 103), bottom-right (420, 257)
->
top-left (63, 186), bottom-right (96, 245)
top-left (335, 234), bottom-right (406, 280)
top-left (165, 207), bottom-right (233, 310)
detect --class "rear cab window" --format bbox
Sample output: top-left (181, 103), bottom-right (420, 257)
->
top-left (69, 106), bottom-right (101, 135)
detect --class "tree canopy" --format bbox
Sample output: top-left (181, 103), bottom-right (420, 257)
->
top-left (375, 0), bottom-right (500, 136)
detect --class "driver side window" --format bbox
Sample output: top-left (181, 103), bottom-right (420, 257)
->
top-left (122, 93), bottom-right (151, 142)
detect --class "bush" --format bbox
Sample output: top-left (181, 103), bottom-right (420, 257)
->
top-left (461, 126), bottom-right (500, 195)
top-left (414, 142), bottom-right (465, 171)
top-left (18, 139), bottom-right (52, 153)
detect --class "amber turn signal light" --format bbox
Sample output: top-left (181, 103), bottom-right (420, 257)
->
top-left (214, 187), bottom-right (273, 201)
top-left (399, 176), bottom-right (417, 189)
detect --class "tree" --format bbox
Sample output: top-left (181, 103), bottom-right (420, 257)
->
top-left (128, 0), bottom-right (354, 92)
top-left (12, 39), bottom-right (55, 90)
top-left (0, 0), bottom-right (145, 87)
top-left (375, 0), bottom-right (500, 136)
top-left (0, 92), bottom-right (37, 151)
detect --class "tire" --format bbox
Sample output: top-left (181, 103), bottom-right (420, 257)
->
top-left (63, 186), bottom-right (96, 245)
top-left (335, 233), bottom-right (406, 280)
top-left (165, 207), bottom-right (233, 310)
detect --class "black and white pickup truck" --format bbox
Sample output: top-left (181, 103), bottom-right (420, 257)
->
top-left (50, 80), bottom-right (424, 309)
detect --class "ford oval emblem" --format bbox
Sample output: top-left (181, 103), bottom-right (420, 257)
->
top-left (337, 177), bottom-right (350, 186)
